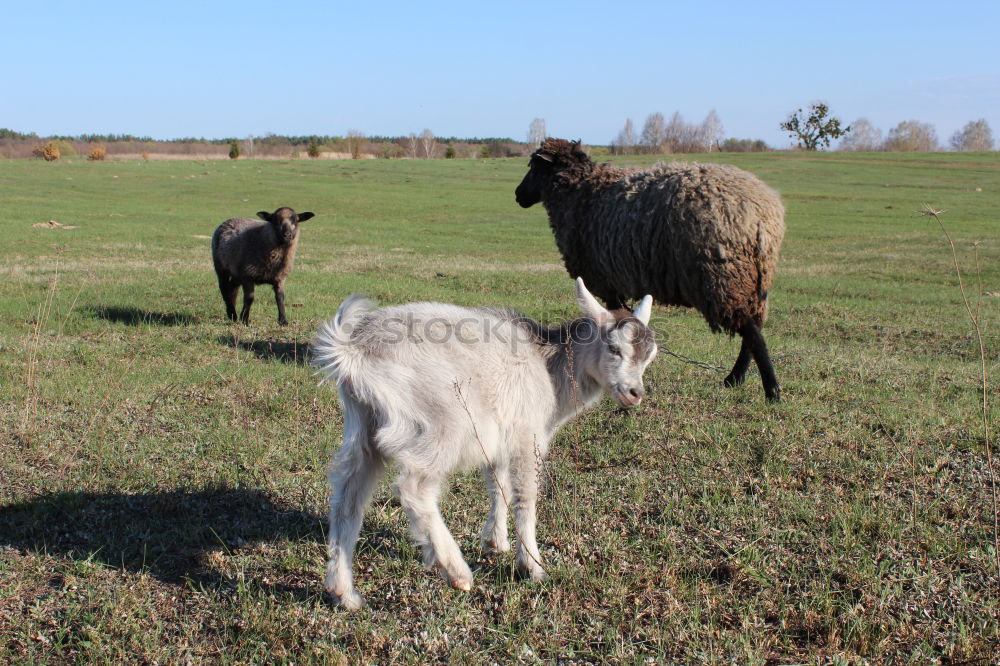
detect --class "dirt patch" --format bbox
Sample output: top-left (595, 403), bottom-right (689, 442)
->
top-left (32, 220), bottom-right (78, 230)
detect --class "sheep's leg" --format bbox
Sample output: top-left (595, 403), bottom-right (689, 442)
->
top-left (737, 322), bottom-right (781, 402)
top-left (395, 472), bottom-right (473, 591)
top-left (217, 273), bottom-right (239, 321)
top-left (239, 279), bottom-right (255, 325)
top-left (326, 399), bottom-right (384, 610)
top-left (480, 459), bottom-right (512, 553)
top-left (273, 282), bottom-right (288, 326)
top-left (723, 336), bottom-right (753, 388)
top-left (511, 451), bottom-right (547, 582)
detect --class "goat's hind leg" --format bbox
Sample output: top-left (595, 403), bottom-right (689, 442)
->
top-left (326, 399), bottom-right (384, 610)
top-left (395, 471), bottom-right (473, 591)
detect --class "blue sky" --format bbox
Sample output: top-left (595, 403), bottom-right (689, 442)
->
top-left (4, 1), bottom-right (998, 148)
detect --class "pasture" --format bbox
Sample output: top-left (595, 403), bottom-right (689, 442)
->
top-left (1, 151), bottom-right (998, 663)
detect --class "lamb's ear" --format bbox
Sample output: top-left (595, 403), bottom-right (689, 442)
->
top-left (256, 211), bottom-right (271, 221)
top-left (632, 295), bottom-right (653, 326)
top-left (297, 212), bottom-right (315, 222)
top-left (575, 278), bottom-right (613, 327)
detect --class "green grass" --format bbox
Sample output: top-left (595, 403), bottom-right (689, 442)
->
top-left (1, 151), bottom-right (998, 663)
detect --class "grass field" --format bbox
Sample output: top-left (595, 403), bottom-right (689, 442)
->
top-left (1, 151), bottom-right (998, 663)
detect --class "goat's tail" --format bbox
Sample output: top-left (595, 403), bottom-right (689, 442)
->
top-left (310, 294), bottom-right (377, 386)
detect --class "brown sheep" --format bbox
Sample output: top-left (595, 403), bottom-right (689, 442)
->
top-left (211, 207), bottom-right (315, 325)
top-left (515, 138), bottom-right (785, 401)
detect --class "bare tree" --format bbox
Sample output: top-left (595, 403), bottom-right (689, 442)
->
top-left (663, 112), bottom-right (689, 153)
top-left (527, 118), bottom-right (546, 150)
top-left (346, 130), bottom-right (366, 159)
top-left (611, 118), bottom-right (635, 155)
top-left (420, 128), bottom-right (437, 159)
top-left (837, 118), bottom-right (882, 152)
top-left (950, 119), bottom-right (994, 151)
top-left (405, 133), bottom-right (419, 159)
top-left (780, 102), bottom-right (849, 150)
top-left (883, 120), bottom-right (938, 152)
top-left (640, 112), bottom-right (666, 153)
top-left (697, 109), bottom-right (724, 152)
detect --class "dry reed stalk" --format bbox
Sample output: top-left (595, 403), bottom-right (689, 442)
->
top-left (920, 203), bottom-right (997, 574)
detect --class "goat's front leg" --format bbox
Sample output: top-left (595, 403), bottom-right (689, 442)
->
top-left (395, 472), bottom-right (473, 590)
top-left (480, 459), bottom-right (512, 553)
top-left (511, 452), bottom-right (546, 582)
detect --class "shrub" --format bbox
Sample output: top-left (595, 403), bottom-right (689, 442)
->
top-left (32, 142), bottom-right (60, 161)
top-left (445, 144), bottom-right (456, 159)
top-left (142, 152), bottom-right (150, 161)
top-left (88, 145), bottom-right (107, 161)
top-left (307, 140), bottom-right (321, 159)
top-left (379, 143), bottom-right (404, 159)
top-left (720, 138), bottom-right (771, 153)
top-left (229, 140), bottom-right (240, 160)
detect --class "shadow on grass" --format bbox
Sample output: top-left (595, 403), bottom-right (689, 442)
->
top-left (219, 337), bottom-right (310, 365)
top-left (91, 306), bottom-right (198, 326)
top-left (0, 487), bottom-right (323, 589)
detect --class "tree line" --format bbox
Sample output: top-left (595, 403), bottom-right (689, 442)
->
top-left (0, 129), bottom-right (526, 161)
top-left (3, 105), bottom-right (995, 160)
top-left (779, 103), bottom-right (995, 152)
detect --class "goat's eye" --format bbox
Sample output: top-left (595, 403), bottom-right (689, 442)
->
top-left (608, 344), bottom-right (622, 357)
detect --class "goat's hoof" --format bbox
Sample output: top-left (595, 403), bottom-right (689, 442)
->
top-left (527, 568), bottom-right (548, 583)
top-left (481, 538), bottom-right (511, 554)
top-left (327, 586), bottom-right (364, 611)
top-left (517, 563), bottom-right (548, 583)
top-left (450, 577), bottom-right (473, 592)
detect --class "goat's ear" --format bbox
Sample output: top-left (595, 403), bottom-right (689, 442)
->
top-left (297, 212), bottom-right (315, 222)
top-left (535, 151), bottom-right (553, 163)
top-left (632, 295), bottom-right (653, 326)
top-left (575, 278), bottom-right (613, 327)
top-left (256, 211), bottom-right (271, 221)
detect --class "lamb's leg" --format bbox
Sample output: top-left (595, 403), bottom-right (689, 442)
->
top-left (480, 459), bottom-right (512, 553)
top-left (217, 273), bottom-right (239, 321)
top-left (738, 322), bottom-right (781, 402)
top-left (395, 472), bottom-right (473, 591)
top-left (724, 336), bottom-right (753, 388)
top-left (326, 399), bottom-right (384, 610)
top-left (273, 281), bottom-right (288, 326)
top-left (239, 279), bottom-right (255, 325)
top-left (511, 450), bottom-right (546, 582)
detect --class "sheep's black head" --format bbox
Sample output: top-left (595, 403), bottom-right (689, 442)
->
top-left (515, 138), bottom-right (592, 208)
top-left (257, 207), bottom-right (315, 245)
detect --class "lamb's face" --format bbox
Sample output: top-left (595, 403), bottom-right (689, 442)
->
top-left (596, 319), bottom-right (658, 408)
top-left (257, 207), bottom-right (316, 245)
top-left (515, 154), bottom-right (552, 208)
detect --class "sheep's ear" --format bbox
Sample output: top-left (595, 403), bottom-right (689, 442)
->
top-left (632, 295), bottom-right (653, 326)
top-left (297, 212), bottom-right (315, 222)
top-left (575, 278), bottom-right (613, 327)
top-left (256, 211), bottom-right (271, 221)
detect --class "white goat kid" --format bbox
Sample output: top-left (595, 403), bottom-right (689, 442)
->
top-left (309, 279), bottom-right (657, 609)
